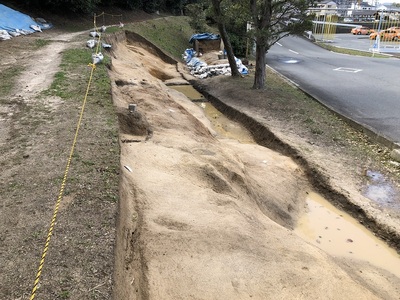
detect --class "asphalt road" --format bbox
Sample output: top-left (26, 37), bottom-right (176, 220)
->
top-left (332, 32), bottom-right (375, 52)
top-left (332, 33), bottom-right (400, 53)
top-left (266, 35), bottom-right (400, 146)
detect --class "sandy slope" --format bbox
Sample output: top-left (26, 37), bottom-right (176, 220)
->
top-left (107, 32), bottom-right (400, 299)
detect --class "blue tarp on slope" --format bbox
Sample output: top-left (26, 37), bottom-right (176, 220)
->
top-left (0, 4), bottom-right (49, 34)
top-left (189, 33), bottom-right (220, 44)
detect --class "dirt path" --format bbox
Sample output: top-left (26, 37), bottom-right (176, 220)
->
top-left (0, 31), bottom-right (82, 146)
top-left (15, 32), bottom-right (82, 102)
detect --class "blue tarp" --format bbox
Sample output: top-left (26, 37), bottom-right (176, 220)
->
top-left (189, 33), bottom-right (220, 44)
top-left (0, 4), bottom-right (52, 34)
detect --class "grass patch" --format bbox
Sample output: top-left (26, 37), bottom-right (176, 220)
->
top-left (43, 48), bottom-right (111, 101)
top-left (34, 39), bottom-right (51, 49)
top-left (0, 66), bottom-right (24, 98)
top-left (315, 42), bottom-right (389, 58)
top-left (209, 67), bottom-right (399, 181)
top-left (59, 290), bottom-right (70, 299)
top-left (126, 16), bottom-right (211, 59)
top-left (45, 71), bottom-right (69, 98)
top-left (104, 26), bottom-right (124, 34)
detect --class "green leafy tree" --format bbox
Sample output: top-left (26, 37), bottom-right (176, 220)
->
top-left (24, 0), bottom-right (188, 13)
top-left (162, 0), bottom-right (189, 15)
top-left (124, 0), bottom-right (190, 13)
top-left (186, 2), bottom-right (208, 32)
top-left (25, 0), bottom-right (101, 13)
top-left (222, 2), bottom-right (249, 57)
top-left (109, 0), bottom-right (159, 12)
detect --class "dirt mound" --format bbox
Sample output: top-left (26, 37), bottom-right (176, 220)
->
top-left (108, 31), bottom-right (400, 299)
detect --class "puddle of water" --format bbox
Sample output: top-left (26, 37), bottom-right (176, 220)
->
top-left (169, 85), bottom-right (205, 101)
top-left (200, 102), bottom-right (254, 143)
top-left (363, 170), bottom-right (399, 208)
top-left (295, 192), bottom-right (400, 278)
top-left (279, 57), bottom-right (301, 64)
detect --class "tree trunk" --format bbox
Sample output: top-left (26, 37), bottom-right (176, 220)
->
top-left (218, 23), bottom-right (241, 77)
top-left (211, 0), bottom-right (240, 77)
top-left (253, 37), bottom-right (267, 89)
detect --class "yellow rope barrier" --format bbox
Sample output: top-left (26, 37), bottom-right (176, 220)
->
top-left (94, 11), bottom-right (123, 18)
top-left (94, 11), bottom-right (123, 27)
top-left (30, 16), bottom-right (104, 300)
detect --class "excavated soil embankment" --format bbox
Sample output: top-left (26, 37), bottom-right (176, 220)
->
top-left (105, 31), bottom-right (400, 299)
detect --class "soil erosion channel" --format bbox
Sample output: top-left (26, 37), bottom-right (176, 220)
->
top-left (107, 31), bottom-right (400, 299)
top-left (170, 84), bottom-right (400, 278)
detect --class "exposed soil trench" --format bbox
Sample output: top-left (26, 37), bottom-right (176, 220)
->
top-left (175, 86), bottom-right (400, 277)
top-left (172, 84), bottom-right (400, 278)
top-left (107, 31), bottom-right (400, 299)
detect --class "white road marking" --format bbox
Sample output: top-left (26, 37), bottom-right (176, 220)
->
top-left (276, 42), bottom-right (282, 46)
top-left (289, 49), bottom-right (299, 54)
top-left (333, 67), bottom-right (362, 73)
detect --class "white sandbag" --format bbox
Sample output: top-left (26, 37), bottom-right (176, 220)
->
top-left (89, 31), bottom-right (100, 37)
top-left (0, 29), bottom-right (11, 40)
top-left (19, 29), bottom-right (31, 35)
top-left (9, 31), bottom-right (21, 37)
top-left (35, 17), bottom-right (47, 23)
top-left (92, 52), bottom-right (104, 65)
top-left (86, 39), bottom-right (97, 49)
top-left (30, 24), bottom-right (42, 32)
top-left (102, 42), bottom-right (112, 49)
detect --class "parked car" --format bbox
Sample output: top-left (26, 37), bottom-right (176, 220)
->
top-left (369, 29), bottom-right (400, 41)
top-left (351, 26), bottom-right (375, 35)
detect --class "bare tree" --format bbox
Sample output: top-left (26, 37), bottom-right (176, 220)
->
top-left (249, 0), bottom-right (311, 89)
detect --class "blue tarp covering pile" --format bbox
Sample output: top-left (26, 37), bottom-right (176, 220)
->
top-left (189, 33), bottom-right (220, 44)
top-left (0, 4), bottom-right (52, 39)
